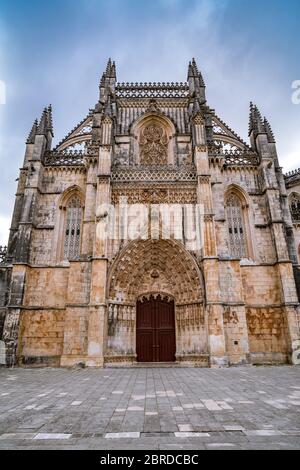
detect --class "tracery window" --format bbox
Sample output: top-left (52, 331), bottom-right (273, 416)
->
top-left (290, 193), bottom-right (300, 222)
top-left (63, 195), bottom-right (82, 260)
top-left (140, 122), bottom-right (168, 165)
top-left (226, 193), bottom-right (248, 258)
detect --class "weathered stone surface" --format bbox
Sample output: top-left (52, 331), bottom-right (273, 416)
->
top-left (1, 59), bottom-right (299, 367)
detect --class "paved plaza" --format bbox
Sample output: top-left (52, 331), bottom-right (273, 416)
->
top-left (0, 365), bottom-right (299, 450)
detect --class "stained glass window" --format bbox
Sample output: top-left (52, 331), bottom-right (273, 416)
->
top-left (63, 196), bottom-right (82, 260)
top-left (226, 193), bottom-right (247, 258)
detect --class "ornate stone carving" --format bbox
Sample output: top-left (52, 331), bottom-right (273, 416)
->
top-left (246, 308), bottom-right (285, 338)
top-left (140, 123), bottom-right (168, 165)
top-left (145, 99), bottom-right (160, 113)
top-left (98, 175), bottom-right (111, 184)
top-left (176, 303), bottom-right (205, 331)
top-left (223, 307), bottom-right (239, 325)
top-left (208, 148), bottom-right (259, 166)
top-left (198, 175), bottom-right (210, 184)
top-left (111, 166), bottom-right (197, 183)
top-left (116, 82), bottom-right (189, 98)
top-left (111, 184), bottom-right (197, 204)
top-left (195, 145), bottom-right (207, 152)
top-left (0, 246), bottom-right (7, 264)
top-left (289, 193), bottom-right (300, 222)
top-left (193, 115), bottom-right (204, 125)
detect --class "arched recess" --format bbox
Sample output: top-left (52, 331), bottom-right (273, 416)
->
top-left (130, 112), bottom-right (176, 166)
top-left (105, 238), bottom-right (207, 362)
top-left (224, 184), bottom-right (255, 261)
top-left (52, 185), bottom-right (85, 262)
top-left (289, 192), bottom-right (300, 223)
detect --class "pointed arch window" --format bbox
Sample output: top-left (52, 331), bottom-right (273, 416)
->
top-left (63, 195), bottom-right (82, 260)
top-left (290, 193), bottom-right (300, 222)
top-left (226, 193), bottom-right (248, 259)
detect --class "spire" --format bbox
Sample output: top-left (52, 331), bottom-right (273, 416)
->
top-left (47, 104), bottom-right (54, 136)
top-left (192, 58), bottom-right (198, 73)
top-left (26, 118), bottom-right (38, 144)
top-left (188, 58), bottom-right (206, 104)
top-left (248, 102), bottom-right (255, 135)
top-left (248, 102), bottom-right (265, 136)
top-left (100, 72), bottom-right (105, 87)
top-left (191, 58), bottom-right (205, 87)
top-left (111, 60), bottom-right (116, 79)
top-left (36, 105), bottom-right (53, 136)
top-left (37, 107), bottom-right (48, 135)
top-left (104, 58), bottom-right (116, 79)
top-left (105, 58), bottom-right (112, 75)
top-left (188, 61), bottom-right (194, 79)
top-left (264, 117), bottom-right (276, 143)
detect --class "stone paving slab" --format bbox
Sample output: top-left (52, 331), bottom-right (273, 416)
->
top-left (0, 366), bottom-right (299, 449)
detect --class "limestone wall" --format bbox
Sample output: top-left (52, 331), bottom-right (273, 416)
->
top-left (19, 309), bottom-right (65, 365)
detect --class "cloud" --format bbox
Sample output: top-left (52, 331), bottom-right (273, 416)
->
top-left (0, 0), bottom-right (299, 246)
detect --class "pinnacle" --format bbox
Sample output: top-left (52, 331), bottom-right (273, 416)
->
top-left (106, 58), bottom-right (112, 75)
top-left (264, 116), bottom-right (276, 143)
top-left (37, 107), bottom-right (48, 135)
top-left (26, 118), bottom-right (38, 144)
top-left (111, 60), bottom-right (116, 79)
top-left (47, 104), bottom-right (54, 136)
top-left (102, 58), bottom-right (117, 80)
top-left (37, 105), bottom-right (54, 136)
top-left (192, 58), bottom-right (198, 73)
top-left (188, 61), bottom-right (194, 79)
top-left (249, 102), bottom-right (273, 138)
top-left (100, 73), bottom-right (106, 86)
top-left (188, 58), bottom-right (205, 87)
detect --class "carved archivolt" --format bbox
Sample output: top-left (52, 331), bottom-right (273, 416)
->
top-left (108, 239), bottom-right (204, 304)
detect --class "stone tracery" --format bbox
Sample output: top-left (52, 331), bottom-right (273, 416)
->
top-left (140, 122), bottom-right (168, 165)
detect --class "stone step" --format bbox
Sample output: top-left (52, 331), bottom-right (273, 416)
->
top-left (105, 362), bottom-right (185, 368)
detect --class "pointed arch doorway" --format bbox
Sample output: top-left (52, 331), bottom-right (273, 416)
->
top-left (136, 295), bottom-right (176, 363)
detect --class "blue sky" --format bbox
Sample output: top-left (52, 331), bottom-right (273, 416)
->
top-left (0, 0), bottom-right (300, 244)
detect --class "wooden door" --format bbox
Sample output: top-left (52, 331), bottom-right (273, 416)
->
top-left (136, 295), bottom-right (176, 362)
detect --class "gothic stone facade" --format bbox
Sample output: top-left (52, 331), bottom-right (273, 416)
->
top-left (0, 59), bottom-right (300, 368)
